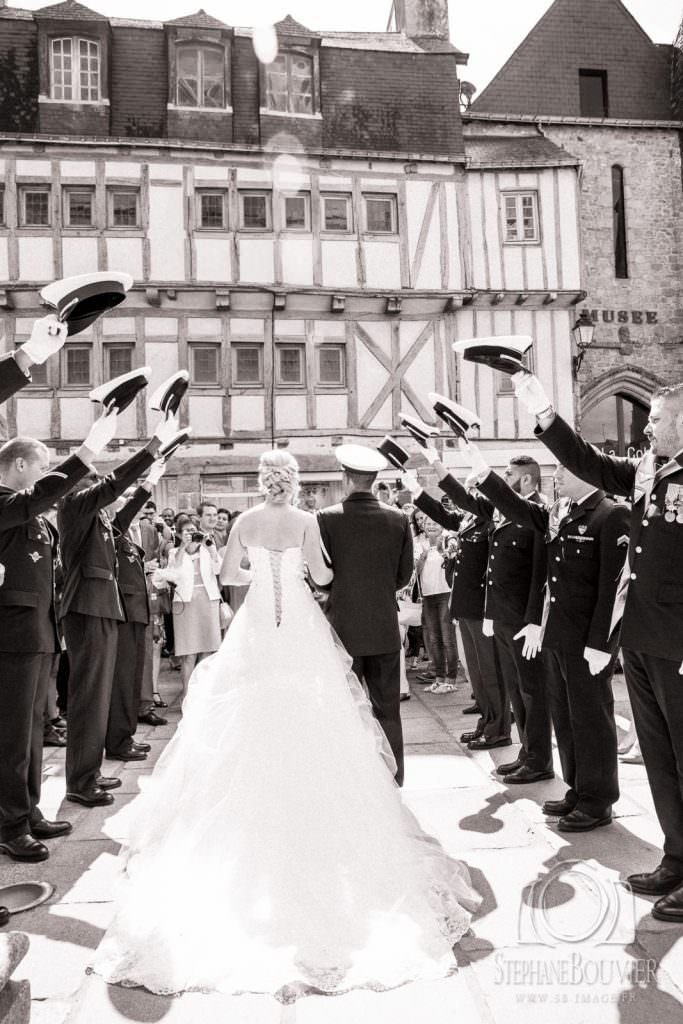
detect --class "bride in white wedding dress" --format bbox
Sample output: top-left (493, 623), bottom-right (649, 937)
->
top-left (91, 450), bottom-right (480, 1001)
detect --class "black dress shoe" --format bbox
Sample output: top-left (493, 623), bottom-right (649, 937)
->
top-left (468, 735), bottom-right (512, 750)
top-left (66, 788), bottom-right (114, 807)
top-left (543, 798), bottom-right (576, 816)
top-left (652, 883), bottom-right (683, 921)
top-left (131, 741), bottom-right (151, 753)
top-left (400, 693), bottom-right (411, 702)
top-left (496, 759), bottom-right (523, 776)
top-left (96, 776), bottom-right (122, 791)
top-left (505, 766), bottom-right (555, 784)
top-left (31, 818), bottom-right (72, 839)
top-left (105, 748), bottom-right (147, 762)
top-left (43, 726), bottom-right (67, 747)
top-left (625, 865), bottom-right (683, 896)
top-left (138, 711), bottom-right (167, 727)
top-left (462, 703), bottom-right (481, 715)
top-left (558, 809), bottom-right (612, 832)
top-left (461, 729), bottom-right (483, 743)
top-left (0, 834), bottom-right (49, 862)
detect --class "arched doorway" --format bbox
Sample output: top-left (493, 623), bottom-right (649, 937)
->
top-left (581, 392), bottom-right (649, 457)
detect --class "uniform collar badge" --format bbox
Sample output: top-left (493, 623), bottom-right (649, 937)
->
top-left (578, 524), bottom-right (587, 534)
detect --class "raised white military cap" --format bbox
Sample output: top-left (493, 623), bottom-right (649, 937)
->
top-left (452, 335), bottom-right (533, 375)
top-left (428, 393), bottom-right (481, 437)
top-left (335, 443), bottom-right (388, 472)
top-left (40, 271), bottom-right (134, 337)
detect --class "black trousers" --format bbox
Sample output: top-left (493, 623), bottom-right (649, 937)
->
top-left (352, 651), bottom-right (404, 787)
top-left (56, 650), bottom-right (70, 713)
top-left (64, 613), bottom-right (119, 795)
top-left (623, 648), bottom-right (683, 874)
top-left (459, 618), bottom-right (510, 740)
top-left (545, 645), bottom-right (619, 816)
top-left (106, 621), bottom-right (146, 756)
top-left (0, 651), bottom-right (53, 842)
top-left (493, 620), bottom-right (552, 772)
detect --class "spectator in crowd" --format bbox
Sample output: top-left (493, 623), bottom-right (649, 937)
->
top-left (156, 518), bottom-right (223, 699)
top-left (415, 520), bottom-right (459, 694)
top-left (214, 508), bottom-right (230, 549)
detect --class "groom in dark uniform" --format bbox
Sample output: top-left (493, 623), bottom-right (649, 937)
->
top-left (317, 445), bottom-right (414, 785)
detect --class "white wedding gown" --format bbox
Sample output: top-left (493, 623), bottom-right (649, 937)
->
top-left (91, 546), bottom-right (479, 1000)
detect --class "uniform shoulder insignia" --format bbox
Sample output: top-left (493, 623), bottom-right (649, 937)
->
top-left (617, 534), bottom-right (629, 548)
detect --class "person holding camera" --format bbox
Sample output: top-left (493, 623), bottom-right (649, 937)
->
top-left (155, 516), bottom-right (222, 698)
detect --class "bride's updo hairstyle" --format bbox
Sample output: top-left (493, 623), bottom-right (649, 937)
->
top-left (258, 449), bottom-right (300, 505)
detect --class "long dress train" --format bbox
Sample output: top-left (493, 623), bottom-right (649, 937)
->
top-left (90, 545), bottom-right (480, 999)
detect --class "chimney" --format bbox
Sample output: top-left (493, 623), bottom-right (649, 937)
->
top-left (392, 0), bottom-right (449, 40)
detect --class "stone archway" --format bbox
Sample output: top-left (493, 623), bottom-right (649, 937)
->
top-left (582, 366), bottom-right (663, 415)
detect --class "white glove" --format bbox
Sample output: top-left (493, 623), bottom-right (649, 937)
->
top-left (422, 445), bottom-right (441, 466)
top-left (584, 647), bottom-right (612, 676)
top-left (0, 563), bottom-right (5, 587)
top-left (152, 414), bottom-right (180, 446)
top-left (401, 470), bottom-right (421, 496)
top-left (482, 618), bottom-right (494, 638)
top-left (20, 314), bottom-right (69, 366)
top-left (514, 623), bottom-right (543, 659)
top-left (146, 459), bottom-right (166, 487)
top-left (680, 661), bottom-right (683, 676)
top-left (82, 407), bottom-right (118, 456)
top-left (466, 442), bottom-right (490, 480)
top-left (511, 371), bottom-right (552, 416)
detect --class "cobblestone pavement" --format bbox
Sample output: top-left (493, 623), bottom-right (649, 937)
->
top-left (4, 661), bottom-right (683, 1024)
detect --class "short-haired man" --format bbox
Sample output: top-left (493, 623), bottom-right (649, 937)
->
top-left (318, 447), bottom-right (414, 785)
top-left (0, 410), bottom-right (119, 861)
top-left (514, 374), bottom-right (683, 914)
top-left (419, 446), bottom-right (552, 784)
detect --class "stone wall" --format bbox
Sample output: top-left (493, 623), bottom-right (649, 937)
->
top-left (544, 123), bottom-right (683, 395)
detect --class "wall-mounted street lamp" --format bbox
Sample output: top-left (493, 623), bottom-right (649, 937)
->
top-left (572, 310), bottom-right (596, 377)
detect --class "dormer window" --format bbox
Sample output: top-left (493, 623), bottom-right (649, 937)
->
top-left (50, 38), bottom-right (100, 102)
top-left (266, 52), bottom-right (313, 114)
top-left (176, 44), bottom-right (226, 108)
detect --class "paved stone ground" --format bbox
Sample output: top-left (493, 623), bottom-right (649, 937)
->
top-left (4, 660), bottom-right (683, 1024)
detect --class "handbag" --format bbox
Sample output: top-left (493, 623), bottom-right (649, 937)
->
top-left (219, 601), bottom-right (234, 630)
top-left (397, 597), bottom-right (422, 628)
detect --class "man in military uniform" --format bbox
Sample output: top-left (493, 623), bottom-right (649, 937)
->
top-left (59, 415), bottom-right (179, 809)
top-left (402, 471), bottom-right (509, 748)
top-left (514, 373), bottom-right (683, 912)
top-left (417, 446), bottom-right (552, 783)
top-left (104, 462), bottom-right (166, 763)
top-left (467, 447), bottom-right (629, 830)
top-left (0, 405), bottom-right (119, 862)
top-left (317, 445), bottom-right (414, 786)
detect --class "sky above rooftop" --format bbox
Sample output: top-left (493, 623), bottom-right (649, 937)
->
top-left (14, 0), bottom-right (683, 97)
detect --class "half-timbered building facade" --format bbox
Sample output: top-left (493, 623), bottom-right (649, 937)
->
top-left (0, 0), bottom-right (583, 507)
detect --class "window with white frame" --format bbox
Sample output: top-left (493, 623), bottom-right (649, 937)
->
top-left (266, 52), bottom-right (313, 114)
top-left (239, 191), bottom-right (271, 230)
top-left (321, 193), bottom-right (352, 233)
top-left (232, 343), bottom-right (263, 385)
top-left (176, 45), bottom-right (226, 108)
top-left (106, 344), bottom-right (133, 379)
top-left (282, 193), bottom-right (310, 231)
top-left (50, 37), bottom-right (100, 102)
top-left (276, 344), bottom-right (305, 386)
top-left (196, 189), bottom-right (227, 230)
top-left (63, 187), bottom-right (95, 227)
top-left (363, 193), bottom-right (397, 234)
top-left (20, 187), bottom-right (50, 227)
top-left (317, 345), bottom-right (345, 386)
top-left (191, 344), bottom-right (221, 384)
top-left (503, 191), bottom-right (539, 243)
top-left (107, 188), bottom-right (140, 228)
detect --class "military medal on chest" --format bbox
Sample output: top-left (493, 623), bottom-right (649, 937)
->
top-left (664, 484), bottom-right (683, 524)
